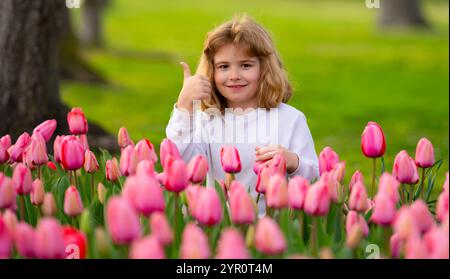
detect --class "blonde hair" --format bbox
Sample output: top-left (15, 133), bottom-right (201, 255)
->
top-left (196, 15), bottom-right (292, 113)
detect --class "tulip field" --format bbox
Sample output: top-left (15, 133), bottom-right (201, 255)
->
top-left (0, 107), bottom-right (448, 259)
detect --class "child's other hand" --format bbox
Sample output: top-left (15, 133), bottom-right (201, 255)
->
top-left (255, 144), bottom-right (299, 174)
top-left (176, 62), bottom-right (212, 114)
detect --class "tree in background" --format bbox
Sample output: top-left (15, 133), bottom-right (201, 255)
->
top-left (378, 0), bottom-right (429, 28)
top-left (80, 0), bottom-right (110, 47)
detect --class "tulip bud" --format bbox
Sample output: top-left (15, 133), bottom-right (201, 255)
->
top-left (129, 235), bottom-right (165, 259)
top-left (216, 228), bottom-right (250, 259)
top-left (378, 172), bottom-right (400, 204)
top-left (229, 181), bottom-right (256, 225)
top-left (60, 136), bottom-right (85, 171)
top-left (10, 132), bottom-right (31, 162)
top-left (266, 174), bottom-right (289, 209)
top-left (14, 222), bottom-right (36, 258)
top-left (0, 142), bottom-right (9, 164)
top-left (220, 145), bottom-right (242, 173)
top-left (410, 200), bottom-right (434, 234)
top-left (269, 154), bottom-right (287, 175)
top-left (393, 207), bottom-right (418, 240)
top-left (390, 233), bottom-right (404, 258)
top-left (63, 226), bottom-right (87, 259)
top-left (180, 223), bottom-right (210, 259)
top-left (415, 137), bottom-right (435, 168)
top-left (33, 119), bottom-right (57, 142)
top-left (84, 150), bottom-right (99, 173)
top-left (371, 192), bottom-right (397, 226)
top-left (304, 179), bottom-right (331, 216)
top-left (67, 107), bottom-right (88, 135)
top-left (348, 181), bottom-right (370, 213)
top-left (97, 182), bottom-right (107, 204)
top-left (35, 218), bottom-right (65, 259)
top-left (136, 160), bottom-right (156, 178)
top-left (64, 186), bottom-right (84, 217)
top-left (31, 179), bottom-right (45, 206)
top-left (118, 127), bottom-right (133, 149)
top-left (346, 225), bottom-right (363, 250)
top-left (423, 226), bottom-right (449, 259)
top-left (361, 121), bottom-right (386, 158)
top-left (2, 209), bottom-right (17, 235)
top-left (288, 176), bottom-right (309, 210)
top-left (256, 164), bottom-right (270, 194)
top-left (349, 170), bottom-right (364, 193)
top-left (105, 158), bottom-right (120, 182)
top-left (185, 185), bottom-right (203, 217)
top-left (393, 150), bottom-right (419, 185)
top-left (346, 211), bottom-right (369, 239)
top-left (122, 174), bottom-right (165, 216)
top-left (0, 174), bottom-right (16, 210)
top-left (53, 135), bottom-right (63, 163)
top-left (194, 187), bottom-right (222, 226)
top-left (187, 155), bottom-right (209, 184)
top-left (164, 157), bottom-right (189, 193)
top-left (135, 139), bottom-right (158, 164)
top-left (160, 138), bottom-right (181, 168)
top-left (42, 193), bottom-right (57, 216)
top-left (12, 163), bottom-right (32, 195)
top-left (149, 211), bottom-right (173, 246)
top-left (318, 146), bottom-right (340, 175)
top-left (404, 234), bottom-right (428, 259)
top-left (0, 135), bottom-right (12, 150)
top-left (120, 145), bottom-right (138, 177)
top-left (0, 214), bottom-right (13, 258)
top-left (331, 161), bottom-right (346, 183)
top-left (255, 217), bottom-right (286, 255)
top-left (436, 190), bottom-right (449, 223)
top-left (106, 197), bottom-right (141, 245)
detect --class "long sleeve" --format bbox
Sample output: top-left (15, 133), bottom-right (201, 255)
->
top-left (165, 104), bottom-right (208, 164)
top-left (286, 114), bottom-right (320, 181)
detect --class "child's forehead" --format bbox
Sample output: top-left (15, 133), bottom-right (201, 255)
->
top-left (213, 43), bottom-right (257, 61)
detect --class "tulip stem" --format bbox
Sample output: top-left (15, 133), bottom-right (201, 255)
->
top-left (311, 217), bottom-right (318, 257)
top-left (19, 195), bottom-right (26, 221)
top-left (37, 165), bottom-right (41, 180)
top-left (400, 183), bottom-right (405, 204)
top-left (174, 193), bottom-right (179, 247)
top-left (73, 170), bottom-right (78, 188)
top-left (256, 193), bottom-right (260, 204)
top-left (409, 185), bottom-right (414, 204)
top-left (91, 173), bottom-right (95, 201)
top-left (419, 167), bottom-right (426, 200)
top-left (371, 158), bottom-right (376, 198)
top-left (225, 173), bottom-right (234, 191)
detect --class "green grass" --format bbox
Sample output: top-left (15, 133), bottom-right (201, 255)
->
top-left (62, 0), bottom-right (449, 190)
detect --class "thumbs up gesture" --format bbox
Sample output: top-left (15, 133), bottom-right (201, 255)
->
top-left (176, 62), bottom-right (212, 114)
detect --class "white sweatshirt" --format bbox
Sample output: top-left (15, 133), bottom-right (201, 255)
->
top-left (165, 102), bottom-right (320, 215)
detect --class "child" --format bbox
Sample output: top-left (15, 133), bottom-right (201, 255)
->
top-left (166, 15), bottom-right (319, 214)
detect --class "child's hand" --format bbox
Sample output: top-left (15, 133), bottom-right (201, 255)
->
top-left (255, 144), bottom-right (299, 174)
top-left (176, 62), bottom-right (212, 114)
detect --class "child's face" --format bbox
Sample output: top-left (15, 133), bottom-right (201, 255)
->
top-left (213, 43), bottom-right (260, 110)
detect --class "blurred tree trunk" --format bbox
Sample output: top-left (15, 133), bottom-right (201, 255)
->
top-left (80, 0), bottom-right (109, 47)
top-left (0, 0), bottom-right (117, 151)
top-left (378, 0), bottom-right (429, 28)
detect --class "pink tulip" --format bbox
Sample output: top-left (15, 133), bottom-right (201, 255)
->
top-left (84, 150), bottom-right (99, 173)
top-left (79, 134), bottom-right (90, 152)
top-left (180, 223), bottom-right (210, 259)
top-left (22, 145), bottom-right (36, 170)
top-left (348, 181), bottom-right (370, 213)
top-left (390, 233), bottom-right (404, 258)
top-left (404, 234), bottom-right (428, 259)
top-left (194, 187), bottom-right (222, 226)
top-left (67, 107), bottom-right (88, 135)
top-left (253, 160), bottom-right (267, 175)
top-left (64, 186), bottom-right (84, 217)
top-left (164, 157), bottom-right (189, 193)
top-left (31, 179), bottom-right (45, 206)
top-left (378, 172), bottom-right (400, 204)
top-left (135, 139), bottom-right (158, 164)
top-left (444, 172), bottom-right (449, 193)
top-left (304, 179), bottom-right (331, 216)
top-left (220, 145), bottom-right (242, 173)
top-left (10, 132), bottom-right (31, 162)
top-left (12, 163), bottom-right (32, 195)
top-left (42, 193), bottom-right (57, 216)
top-left (256, 164), bottom-right (270, 194)
top-left (0, 141), bottom-right (9, 164)
top-left (34, 218), bottom-right (65, 259)
top-left (415, 137), bottom-right (435, 168)
top-left (29, 133), bottom-right (48, 166)
top-left (156, 172), bottom-right (166, 186)
top-left (321, 172), bottom-right (339, 203)
top-left (394, 207), bottom-right (419, 240)
top-left (0, 174), bottom-right (16, 210)
top-left (149, 212), bottom-right (173, 246)
top-left (118, 127), bottom-right (134, 149)
top-left (361, 121), bottom-right (386, 158)
top-left (129, 235), bottom-right (165, 259)
top-left (122, 174), bottom-right (165, 216)
top-left (0, 214), bottom-right (13, 258)
top-left (393, 150), bottom-right (419, 184)
top-left (14, 222), bottom-right (36, 258)
top-left (423, 226), bottom-right (449, 259)
top-left (187, 155), bottom-right (209, 184)
top-left (53, 135), bottom-right (62, 163)
top-left (229, 181), bottom-right (256, 224)
top-left (0, 135), bottom-right (11, 149)
top-left (185, 185), bottom-right (203, 217)
top-left (106, 197), bottom-right (141, 245)
top-left (371, 192), bottom-right (397, 226)
top-left (349, 170), bottom-right (364, 193)
top-left (269, 154), bottom-right (287, 175)
top-left (436, 190), bottom-right (449, 223)
top-left (33, 119), bottom-right (57, 142)
top-left (136, 160), bottom-right (156, 178)
top-left (330, 161), bottom-right (346, 183)
top-left (288, 176), bottom-right (309, 210)
top-left (346, 211), bottom-right (369, 237)
top-left (120, 145), bottom-right (138, 176)
top-left (160, 138), bottom-right (181, 168)
top-left (410, 200), bottom-right (434, 234)
top-left (216, 228), bottom-right (250, 259)
top-left (255, 217), bottom-right (286, 255)
top-left (106, 158), bottom-right (120, 182)
top-left (60, 136), bottom-right (85, 171)
top-left (318, 146), bottom-right (340, 175)
top-left (266, 174), bottom-right (289, 209)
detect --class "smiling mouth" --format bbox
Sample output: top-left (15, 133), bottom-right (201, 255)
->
top-left (226, 85), bottom-right (247, 88)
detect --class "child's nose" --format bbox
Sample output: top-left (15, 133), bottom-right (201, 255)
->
top-left (228, 68), bottom-right (241, 81)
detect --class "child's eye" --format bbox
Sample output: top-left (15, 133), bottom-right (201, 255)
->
top-left (217, 64), bottom-right (228, 70)
top-left (241, 64), bottom-right (252, 69)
